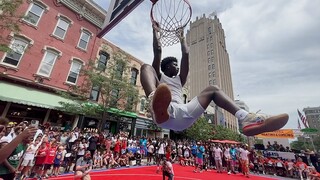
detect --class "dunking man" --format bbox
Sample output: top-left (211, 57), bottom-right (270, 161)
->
top-left (140, 21), bottom-right (288, 137)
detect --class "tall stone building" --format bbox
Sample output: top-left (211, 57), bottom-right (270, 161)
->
top-left (186, 14), bottom-right (237, 131)
top-left (303, 107), bottom-right (320, 131)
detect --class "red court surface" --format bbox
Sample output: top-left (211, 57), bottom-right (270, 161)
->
top-left (47, 165), bottom-right (277, 180)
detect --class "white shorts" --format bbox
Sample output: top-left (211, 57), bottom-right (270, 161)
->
top-left (21, 159), bottom-right (34, 167)
top-left (156, 97), bottom-right (205, 131)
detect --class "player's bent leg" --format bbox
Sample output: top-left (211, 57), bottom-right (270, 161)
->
top-left (140, 64), bottom-right (160, 97)
top-left (242, 113), bottom-right (289, 136)
top-left (197, 85), bottom-right (240, 115)
top-left (152, 83), bottom-right (171, 124)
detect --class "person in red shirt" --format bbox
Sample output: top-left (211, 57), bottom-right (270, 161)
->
top-left (285, 159), bottom-right (295, 178)
top-left (43, 141), bottom-right (58, 177)
top-left (114, 139), bottom-right (121, 155)
top-left (296, 157), bottom-right (308, 180)
top-left (308, 166), bottom-right (320, 180)
top-left (34, 142), bottom-right (48, 179)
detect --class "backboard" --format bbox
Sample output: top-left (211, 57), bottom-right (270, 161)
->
top-left (97, 0), bottom-right (144, 38)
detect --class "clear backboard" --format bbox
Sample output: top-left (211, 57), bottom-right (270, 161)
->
top-left (97, 0), bottom-right (144, 38)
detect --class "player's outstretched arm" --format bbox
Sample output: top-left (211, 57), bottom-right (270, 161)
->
top-left (152, 21), bottom-right (162, 79)
top-left (178, 28), bottom-right (189, 86)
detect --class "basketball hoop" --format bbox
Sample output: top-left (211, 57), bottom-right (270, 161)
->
top-left (150, 0), bottom-right (192, 46)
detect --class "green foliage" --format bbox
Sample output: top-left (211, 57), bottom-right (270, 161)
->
top-left (185, 117), bottom-right (243, 142)
top-left (212, 125), bottom-right (243, 141)
top-left (290, 135), bottom-right (320, 152)
top-left (0, 0), bottom-right (23, 52)
top-left (58, 49), bottom-right (139, 118)
top-left (185, 117), bottom-right (215, 141)
top-left (290, 140), bottom-right (313, 151)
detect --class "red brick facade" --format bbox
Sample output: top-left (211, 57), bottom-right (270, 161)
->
top-left (0, 0), bottom-right (103, 91)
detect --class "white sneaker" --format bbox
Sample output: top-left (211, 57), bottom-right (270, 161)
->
top-left (241, 112), bottom-right (288, 136)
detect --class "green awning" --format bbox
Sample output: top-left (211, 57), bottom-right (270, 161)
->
top-left (0, 81), bottom-right (75, 109)
top-left (107, 107), bottom-right (137, 118)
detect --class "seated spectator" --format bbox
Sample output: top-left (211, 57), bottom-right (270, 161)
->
top-left (118, 153), bottom-right (129, 167)
top-left (103, 150), bottom-right (112, 169)
top-left (93, 151), bottom-right (103, 169)
top-left (109, 152), bottom-right (120, 168)
top-left (127, 151), bottom-right (135, 161)
top-left (135, 151), bottom-right (142, 166)
top-left (296, 157), bottom-right (309, 180)
top-left (285, 159), bottom-right (295, 178)
top-left (308, 166), bottom-right (320, 180)
top-left (274, 157), bottom-right (286, 176)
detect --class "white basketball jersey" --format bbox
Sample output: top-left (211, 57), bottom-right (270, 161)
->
top-left (160, 74), bottom-right (183, 104)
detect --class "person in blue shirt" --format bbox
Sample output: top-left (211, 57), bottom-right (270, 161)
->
top-left (229, 145), bottom-right (237, 174)
top-left (194, 142), bottom-right (205, 173)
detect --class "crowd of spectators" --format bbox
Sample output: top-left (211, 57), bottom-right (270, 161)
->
top-left (0, 117), bottom-right (319, 180)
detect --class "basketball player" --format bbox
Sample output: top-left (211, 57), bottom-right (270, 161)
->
top-left (140, 22), bottom-right (288, 136)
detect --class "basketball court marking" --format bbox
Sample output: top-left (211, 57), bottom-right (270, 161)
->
top-left (50, 173), bottom-right (202, 180)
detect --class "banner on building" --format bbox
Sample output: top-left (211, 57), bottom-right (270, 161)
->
top-left (255, 129), bottom-right (294, 139)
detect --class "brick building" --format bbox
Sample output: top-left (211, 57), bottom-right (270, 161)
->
top-left (0, 0), bottom-right (168, 137)
top-left (0, 0), bottom-right (106, 129)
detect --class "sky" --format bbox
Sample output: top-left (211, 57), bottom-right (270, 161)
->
top-left (93, 0), bottom-right (320, 129)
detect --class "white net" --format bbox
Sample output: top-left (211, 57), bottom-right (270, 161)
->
top-left (151, 0), bottom-right (192, 46)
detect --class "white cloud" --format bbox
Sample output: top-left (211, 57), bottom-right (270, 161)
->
top-left (94, 0), bottom-right (320, 129)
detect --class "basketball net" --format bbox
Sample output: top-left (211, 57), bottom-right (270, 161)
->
top-left (150, 0), bottom-right (192, 47)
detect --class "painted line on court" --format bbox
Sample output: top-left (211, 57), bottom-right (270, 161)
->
top-left (49, 173), bottom-right (201, 180)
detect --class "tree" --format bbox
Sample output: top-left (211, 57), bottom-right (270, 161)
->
top-left (0, 0), bottom-right (23, 52)
top-left (58, 46), bottom-right (139, 131)
top-left (212, 125), bottom-right (244, 142)
top-left (185, 117), bottom-right (215, 141)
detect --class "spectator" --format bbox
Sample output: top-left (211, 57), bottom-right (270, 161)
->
top-left (75, 151), bottom-right (92, 180)
top-left (162, 157), bottom-right (174, 180)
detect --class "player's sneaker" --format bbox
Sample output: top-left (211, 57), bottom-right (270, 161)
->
top-left (151, 83), bottom-right (172, 124)
top-left (241, 113), bottom-right (289, 136)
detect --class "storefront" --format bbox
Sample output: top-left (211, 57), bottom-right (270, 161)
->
top-left (103, 108), bottom-right (137, 137)
top-left (135, 116), bottom-right (170, 138)
top-left (0, 81), bottom-right (77, 129)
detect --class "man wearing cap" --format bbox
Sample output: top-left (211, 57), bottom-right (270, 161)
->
top-left (75, 151), bottom-right (93, 180)
top-left (162, 157), bottom-right (174, 180)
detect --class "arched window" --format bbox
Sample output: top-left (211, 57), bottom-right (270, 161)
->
top-left (24, 1), bottom-right (47, 26)
top-left (97, 51), bottom-right (109, 71)
top-left (2, 36), bottom-right (31, 67)
top-left (37, 47), bottom-right (61, 77)
top-left (130, 68), bottom-right (138, 85)
top-left (66, 59), bottom-right (83, 84)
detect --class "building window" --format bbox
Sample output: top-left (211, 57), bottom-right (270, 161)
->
top-left (2, 37), bottom-right (29, 67)
top-left (111, 89), bottom-right (119, 106)
top-left (37, 49), bottom-right (59, 77)
top-left (53, 17), bottom-right (70, 39)
top-left (130, 68), bottom-right (138, 85)
top-left (140, 98), bottom-right (146, 112)
top-left (67, 60), bottom-right (82, 84)
top-left (115, 62), bottom-right (124, 79)
top-left (77, 30), bottom-right (91, 50)
top-left (90, 86), bottom-right (100, 101)
top-left (97, 51), bottom-right (109, 71)
top-left (126, 96), bottom-right (134, 111)
top-left (24, 2), bottom-right (45, 26)
top-left (208, 26), bottom-right (212, 34)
